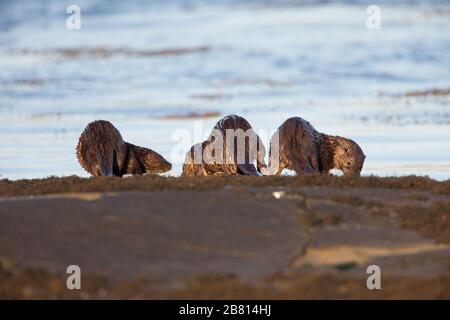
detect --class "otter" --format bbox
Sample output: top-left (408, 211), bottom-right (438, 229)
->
top-left (182, 115), bottom-right (268, 176)
top-left (76, 120), bottom-right (172, 177)
top-left (268, 117), bottom-right (365, 176)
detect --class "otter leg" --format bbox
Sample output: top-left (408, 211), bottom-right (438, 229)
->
top-left (97, 155), bottom-right (113, 176)
top-left (256, 137), bottom-right (268, 175)
top-left (115, 143), bottom-right (128, 176)
top-left (273, 163), bottom-right (285, 175)
top-left (91, 164), bottom-right (101, 177)
top-left (266, 160), bottom-right (285, 176)
top-left (127, 155), bottom-right (144, 175)
top-left (99, 164), bottom-right (113, 176)
top-left (182, 162), bottom-right (208, 176)
top-left (268, 153), bottom-right (286, 175)
top-left (291, 161), bottom-right (316, 175)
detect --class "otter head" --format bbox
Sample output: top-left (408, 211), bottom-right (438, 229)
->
top-left (127, 143), bottom-right (172, 174)
top-left (332, 137), bottom-right (366, 177)
top-left (141, 148), bottom-right (172, 173)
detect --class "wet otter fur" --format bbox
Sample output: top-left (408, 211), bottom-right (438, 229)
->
top-left (182, 141), bottom-right (225, 176)
top-left (268, 117), bottom-right (365, 176)
top-left (182, 115), bottom-right (268, 176)
top-left (76, 120), bottom-right (172, 177)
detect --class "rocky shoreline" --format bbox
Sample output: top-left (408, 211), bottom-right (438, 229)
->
top-left (0, 175), bottom-right (449, 299)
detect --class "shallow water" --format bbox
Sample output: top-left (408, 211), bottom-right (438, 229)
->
top-left (0, 0), bottom-right (449, 180)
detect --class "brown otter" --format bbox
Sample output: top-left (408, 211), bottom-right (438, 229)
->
top-left (268, 117), bottom-right (365, 176)
top-left (182, 115), bottom-right (268, 176)
top-left (76, 120), bottom-right (172, 177)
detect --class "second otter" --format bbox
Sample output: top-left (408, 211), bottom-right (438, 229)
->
top-left (182, 115), bottom-right (268, 176)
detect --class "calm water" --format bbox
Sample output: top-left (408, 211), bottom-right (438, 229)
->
top-left (0, 0), bottom-right (449, 180)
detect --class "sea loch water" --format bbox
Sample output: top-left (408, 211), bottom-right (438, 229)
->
top-left (0, 0), bottom-right (449, 180)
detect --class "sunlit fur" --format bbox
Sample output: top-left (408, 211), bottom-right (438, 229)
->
top-left (125, 142), bottom-right (172, 174)
top-left (182, 115), bottom-right (267, 176)
top-left (76, 120), bottom-right (171, 177)
top-left (182, 141), bottom-right (228, 176)
top-left (268, 117), bottom-right (365, 176)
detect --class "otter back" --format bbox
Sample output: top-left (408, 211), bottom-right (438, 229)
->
top-left (76, 120), bottom-right (127, 177)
